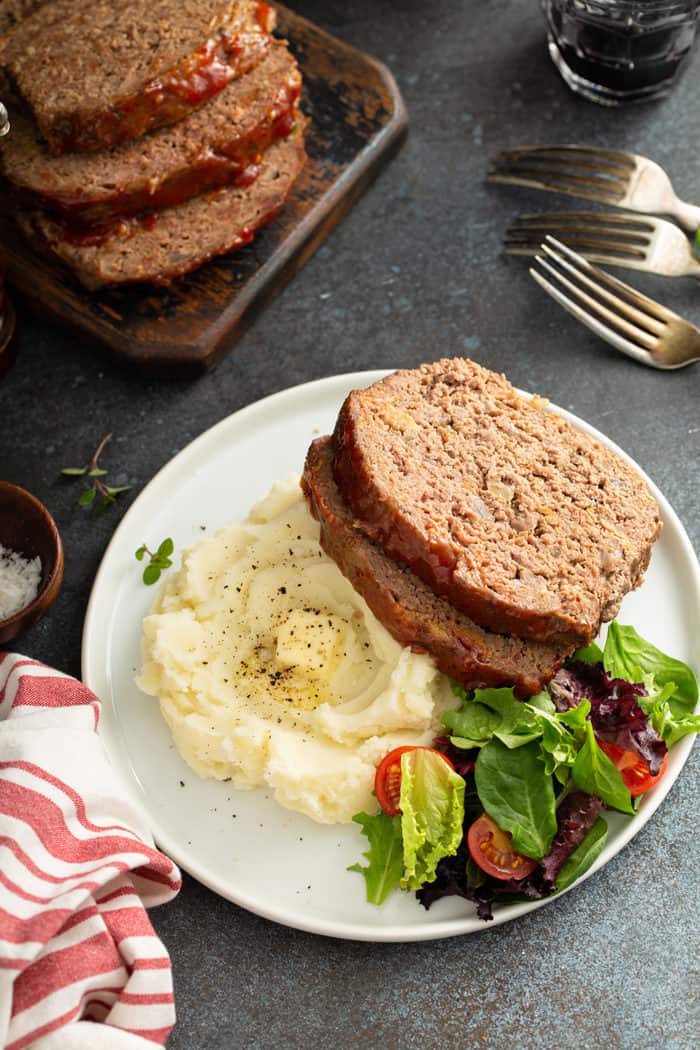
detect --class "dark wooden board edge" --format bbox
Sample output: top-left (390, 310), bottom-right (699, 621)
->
top-left (3, 6), bottom-right (408, 377)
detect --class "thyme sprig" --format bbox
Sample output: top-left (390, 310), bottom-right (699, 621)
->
top-left (135, 538), bottom-right (174, 585)
top-left (61, 432), bottom-right (131, 514)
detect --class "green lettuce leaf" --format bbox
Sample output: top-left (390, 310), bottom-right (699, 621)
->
top-left (555, 817), bottom-right (608, 891)
top-left (572, 641), bottom-right (604, 665)
top-left (604, 623), bottom-right (698, 712)
top-left (349, 811), bottom-right (403, 904)
top-left (399, 749), bottom-right (465, 891)
top-left (443, 700), bottom-right (500, 749)
top-left (474, 739), bottom-right (557, 859)
top-left (572, 722), bottom-right (635, 814)
top-left (603, 623), bottom-right (699, 746)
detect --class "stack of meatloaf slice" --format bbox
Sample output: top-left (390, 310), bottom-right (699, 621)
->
top-left (0, 0), bottom-right (306, 288)
top-left (302, 359), bottom-right (662, 697)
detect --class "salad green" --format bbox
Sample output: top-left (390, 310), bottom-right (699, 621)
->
top-left (349, 621), bottom-right (699, 920)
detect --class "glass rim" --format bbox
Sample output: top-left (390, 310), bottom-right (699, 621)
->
top-left (554, 0), bottom-right (699, 8)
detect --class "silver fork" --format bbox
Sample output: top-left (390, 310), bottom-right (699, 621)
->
top-left (504, 211), bottom-right (700, 278)
top-left (488, 146), bottom-right (700, 233)
top-left (530, 237), bottom-right (700, 370)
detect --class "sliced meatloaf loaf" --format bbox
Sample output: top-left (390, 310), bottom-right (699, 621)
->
top-left (333, 359), bottom-right (661, 646)
top-left (2, 42), bottom-right (301, 229)
top-left (19, 133), bottom-right (306, 288)
top-left (302, 436), bottom-right (572, 697)
top-left (2, 0), bottom-right (276, 153)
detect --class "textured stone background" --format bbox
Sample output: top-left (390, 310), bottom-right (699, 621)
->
top-left (1, 2), bottom-right (698, 1047)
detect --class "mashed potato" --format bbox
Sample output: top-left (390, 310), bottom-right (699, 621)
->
top-left (137, 478), bottom-right (456, 823)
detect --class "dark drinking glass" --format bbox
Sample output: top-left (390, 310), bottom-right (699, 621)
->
top-left (542, 1), bottom-right (700, 105)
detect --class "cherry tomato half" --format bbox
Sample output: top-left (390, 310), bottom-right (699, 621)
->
top-left (374, 746), bottom-right (455, 817)
top-left (597, 739), bottom-right (668, 797)
top-left (467, 813), bottom-right (538, 881)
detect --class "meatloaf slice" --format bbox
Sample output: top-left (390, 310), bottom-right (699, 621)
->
top-left (302, 436), bottom-right (572, 697)
top-left (333, 359), bottom-right (661, 646)
top-left (2, 0), bottom-right (276, 153)
top-left (2, 42), bottom-right (301, 229)
top-left (0, 0), bottom-right (48, 35)
top-left (18, 134), bottom-right (306, 288)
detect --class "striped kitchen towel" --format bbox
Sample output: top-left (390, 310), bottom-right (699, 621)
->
top-left (0, 653), bottom-right (182, 1050)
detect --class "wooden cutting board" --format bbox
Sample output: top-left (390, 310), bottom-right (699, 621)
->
top-left (2, 4), bottom-right (407, 376)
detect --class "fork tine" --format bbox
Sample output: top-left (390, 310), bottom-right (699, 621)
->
top-left (529, 265), bottom-right (656, 368)
top-left (545, 237), bottom-right (674, 323)
top-left (538, 242), bottom-right (664, 342)
top-left (487, 168), bottom-right (626, 205)
top-left (506, 219), bottom-right (651, 251)
top-left (515, 211), bottom-right (655, 232)
top-left (504, 236), bottom-right (648, 261)
top-left (493, 145), bottom-right (637, 176)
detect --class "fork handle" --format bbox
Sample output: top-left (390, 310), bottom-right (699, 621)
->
top-left (669, 197), bottom-right (700, 234)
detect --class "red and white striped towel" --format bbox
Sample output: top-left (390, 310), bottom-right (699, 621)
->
top-left (0, 653), bottom-right (181, 1050)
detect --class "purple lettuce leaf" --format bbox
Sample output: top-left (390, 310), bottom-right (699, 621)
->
top-left (549, 661), bottom-right (667, 776)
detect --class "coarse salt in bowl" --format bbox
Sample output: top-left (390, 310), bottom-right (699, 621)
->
top-left (0, 482), bottom-right (64, 643)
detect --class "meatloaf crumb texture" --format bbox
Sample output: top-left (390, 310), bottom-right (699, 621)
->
top-left (19, 133), bottom-right (306, 287)
top-left (333, 359), bottom-right (661, 645)
top-left (2, 0), bottom-right (275, 153)
top-left (302, 436), bottom-right (572, 697)
top-left (0, 0), bottom-right (48, 34)
top-left (2, 42), bottom-right (301, 227)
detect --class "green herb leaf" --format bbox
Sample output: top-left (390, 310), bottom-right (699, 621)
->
top-left (142, 564), bottom-right (162, 586)
top-left (135, 546), bottom-right (147, 561)
top-left (157, 537), bottom-right (174, 558)
top-left (604, 623), bottom-right (697, 712)
top-left (473, 687), bottom-right (541, 749)
top-left (349, 811), bottom-right (403, 905)
top-left (571, 641), bottom-right (604, 665)
top-left (78, 487), bottom-right (96, 506)
top-left (475, 739), bottom-right (557, 859)
top-left (556, 817), bottom-right (608, 891)
top-left (443, 701), bottom-right (500, 749)
top-left (399, 748), bottom-right (465, 890)
top-left (106, 485), bottom-right (131, 497)
top-left (88, 467), bottom-right (108, 477)
top-left (572, 723), bottom-right (634, 814)
top-left (61, 467), bottom-right (87, 476)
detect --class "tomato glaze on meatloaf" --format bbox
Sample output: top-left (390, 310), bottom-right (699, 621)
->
top-left (2, 41), bottom-right (301, 230)
top-left (19, 133), bottom-right (306, 287)
top-left (332, 359), bottom-right (661, 646)
top-left (1, 0), bottom-right (276, 153)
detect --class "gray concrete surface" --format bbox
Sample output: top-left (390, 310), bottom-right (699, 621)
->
top-left (1, 2), bottom-right (698, 1048)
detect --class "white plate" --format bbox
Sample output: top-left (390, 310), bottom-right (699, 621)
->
top-left (82, 371), bottom-right (700, 942)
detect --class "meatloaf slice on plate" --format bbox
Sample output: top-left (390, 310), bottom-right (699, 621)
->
top-left (19, 134), bottom-right (306, 288)
top-left (2, 41), bottom-right (301, 229)
top-left (333, 359), bottom-right (661, 646)
top-left (0, 0), bottom-right (49, 34)
top-left (2, 0), bottom-right (276, 153)
top-left (302, 436), bottom-right (572, 697)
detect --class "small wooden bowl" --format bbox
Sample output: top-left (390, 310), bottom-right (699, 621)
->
top-left (0, 482), bottom-right (64, 644)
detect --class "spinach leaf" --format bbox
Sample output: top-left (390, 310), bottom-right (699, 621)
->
top-left (474, 687), bottom-right (541, 748)
top-left (475, 739), bottom-right (557, 859)
top-left (555, 817), bottom-right (608, 891)
top-left (604, 623), bottom-right (698, 713)
top-left (443, 701), bottom-right (500, 749)
top-left (349, 811), bottom-right (403, 904)
top-left (572, 723), bottom-right (635, 814)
